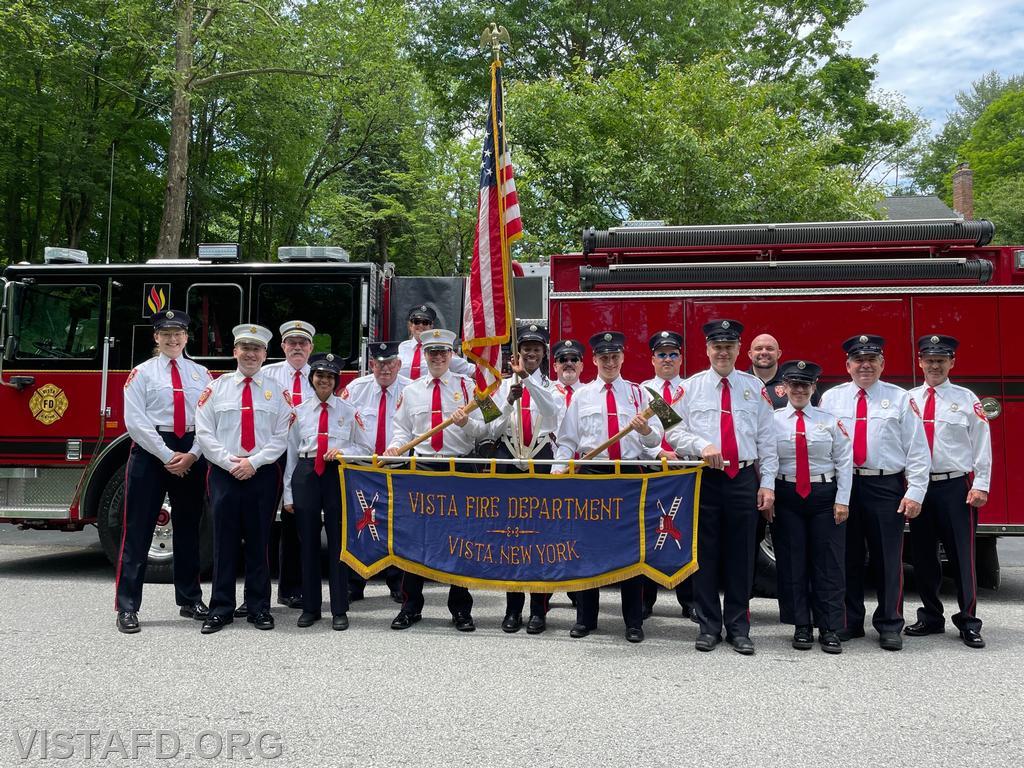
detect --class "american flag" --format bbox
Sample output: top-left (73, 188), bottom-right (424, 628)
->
top-left (462, 60), bottom-right (523, 397)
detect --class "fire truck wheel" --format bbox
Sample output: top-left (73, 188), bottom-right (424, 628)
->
top-left (975, 536), bottom-right (1000, 591)
top-left (752, 525), bottom-right (778, 598)
top-left (95, 470), bottom-right (214, 583)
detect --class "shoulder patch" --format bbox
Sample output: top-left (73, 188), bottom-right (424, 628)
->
top-left (760, 387), bottom-right (772, 406)
top-left (395, 393), bottom-right (404, 410)
top-left (197, 386), bottom-right (212, 408)
top-left (774, 384), bottom-right (786, 398)
top-left (124, 368), bottom-right (139, 389)
top-left (974, 401), bottom-right (988, 421)
top-left (672, 385), bottom-right (685, 403)
top-left (288, 411), bottom-right (297, 427)
top-left (282, 390), bottom-right (293, 407)
top-left (354, 412), bottom-right (365, 430)
top-left (836, 419), bottom-right (849, 439)
top-left (909, 398), bottom-right (921, 418)
top-left (340, 387), bottom-right (350, 401)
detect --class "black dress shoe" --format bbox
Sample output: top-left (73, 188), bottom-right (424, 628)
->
top-left (569, 623), bottom-right (592, 639)
top-left (625, 627), bottom-right (645, 643)
top-left (501, 614), bottom-right (523, 633)
top-left (728, 635), bottom-right (755, 655)
top-left (837, 626), bottom-right (865, 642)
top-left (178, 602), bottom-right (209, 620)
top-left (201, 615), bottom-right (232, 634)
top-left (391, 612), bottom-right (421, 630)
top-left (116, 611), bottom-right (140, 634)
top-left (332, 614), bottom-right (349, 631)
top-left (695, 633), bottom-right (721, 652)
top-left (234, 602), bottom-right (249, 618)
top-left (792, 625), bottom-right (814, 650)
top-left (251, 611), bottom-right (275, 630)
top-left (526, 615), bottom-right (546, 634)
top-left (904, 620), bottom-right (944, 636)
top-left (879, 631), bottom-right (903, 651)
top-left (960, 628), bottom-right (985, 648)
top-left (453, 613), bottom-right (476, 632)
top-left (276, 595), bottom-right (303, 609)
top-left (819, 631), bottom-right (843, 654)
top-left (389, 590), bottom-right (403, 604)
top-left (297, 611), bottom-right (321, 628)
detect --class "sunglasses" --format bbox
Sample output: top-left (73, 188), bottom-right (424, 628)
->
top-left (557, 357), bottom-right (581, 364)
top-left (655, 351), bottom-right (680, 360)
top-left (410, 318), bottom-right (433, 326)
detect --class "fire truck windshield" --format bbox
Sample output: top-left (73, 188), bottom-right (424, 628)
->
top-left (13, 283), bottom-right (102, 360)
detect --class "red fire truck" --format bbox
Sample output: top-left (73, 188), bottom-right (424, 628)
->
top-left (1, 218), bottom-right (1021, 588)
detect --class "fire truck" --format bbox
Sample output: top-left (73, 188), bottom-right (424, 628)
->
top-left (1, 218), bottom-right (1021, 589)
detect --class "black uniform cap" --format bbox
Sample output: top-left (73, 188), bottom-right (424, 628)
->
top-left (369, 341), bottom-right (401, 361)
top-left (589, 331), bottom-right (626, 354)
top-left (152, 309), bottom-right (190, 331)
top-left (779, 359), bottom-right (822, 384)
top-left (649, 330), bottom-right (683, 351)
top-left (308, 352), bottom-right (342, 381)
top-left (517, 323), bottom-right (549, 346)
top-left (703, 319), bottom-right (743, 342)
top-left (407, 304), bottom-right (437, 323)
top-left (842, 334), bottom-right (885, 357)
top-left (917, 334), bottom-right (958, 357)
top-left (553, 339), bottom-right (585, 360)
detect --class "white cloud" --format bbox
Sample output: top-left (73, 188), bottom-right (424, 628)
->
top-left (842, 0), bottom-right (1024, 129)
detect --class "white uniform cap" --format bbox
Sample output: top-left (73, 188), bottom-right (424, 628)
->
top-left (420, 328), bottom-right (457, 350)
top-left (233, 324), bottom-right (273, 347)
top-left (279, 320), bottom-right (315, 342)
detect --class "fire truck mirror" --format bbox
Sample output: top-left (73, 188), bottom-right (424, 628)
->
top-left (980, 397), bottom-right (1001, 420)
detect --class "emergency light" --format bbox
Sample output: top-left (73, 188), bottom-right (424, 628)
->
top-left (277, 246), bottom-right (350, 262)
top-left (43, 247), bottom-right (88, 264)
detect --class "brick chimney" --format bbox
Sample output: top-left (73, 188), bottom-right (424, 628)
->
top-left (952, 162), bottom-right (974, 219)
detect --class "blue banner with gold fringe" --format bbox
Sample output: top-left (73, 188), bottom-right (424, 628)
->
top-left (340, 463), bottom-right (701, 592)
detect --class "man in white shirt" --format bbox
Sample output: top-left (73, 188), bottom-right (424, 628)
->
top-left (906, 334), bottom-right (991, 648)
top-left (398, 304), bottom-right (475, 380)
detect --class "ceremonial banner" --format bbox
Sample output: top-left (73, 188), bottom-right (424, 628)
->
top-left (341, 463), bottom-right (701, 591)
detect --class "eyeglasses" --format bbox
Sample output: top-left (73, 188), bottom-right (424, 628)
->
top-left (425, 348), bottom-right (451, 356)
top-left (655, 352), bottom-right (680, 360)
top-left (557, 357), bottom-right (581, 364)
top-left (410, 318), bottom-right (433, 327)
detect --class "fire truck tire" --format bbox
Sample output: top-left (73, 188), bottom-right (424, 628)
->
top-left (753, 525), bottom-right (778, 598)
top-left (975, 536), bottom-right (1000, 591)
top-left (95, 469), bottom-right (214, 584)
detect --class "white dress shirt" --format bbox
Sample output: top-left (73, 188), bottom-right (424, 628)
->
top-left (553, 376), bottom-right (663, 470)
top-left (398, 338), bottom-right (475, 379)
top-left (123, 354), bottom-right (212, 463)
top-left (667, 368), bottom-right (778, 489)
top-left (820, 379), bottom-right (931, 503)
top-left (909, 379), bottom-right (992, 492)
top-left (262, 360), bottom-right (313, 405)
top-left (489, 369), bottom-right (559, 464)
top-left (344, 373), bottom-right (411, 452)
top-left (195, 370), bottom-right (292, 472)
top-left (282, 395), bottom-right (372, 505)
top-left (388, 372), bottom-right (486, 457)
top-left (773, 404), bottom-right (854, 506)
top-left (549, 380), bottom-right (583, 428)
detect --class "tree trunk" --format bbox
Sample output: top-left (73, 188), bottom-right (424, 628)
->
top-left (155, 0), bottom-right (194, 259)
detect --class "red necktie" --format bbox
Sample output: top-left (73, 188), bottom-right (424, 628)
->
top-left (923, 387), bottom-right (936, 455)
top-left (375, 386), bottom-right (388, 454)
top-left (854, 388), bottom-right (868, 466)
top-left (292, 369), bottom-right (303, 405)
top-left (720, 378), bottom-right (740, 478)
top-left (169, 359), bottom-right (185, 438)
top-left (411, 344), bottom-right (422, 380)
top-left (661, 380), bottom-right (673, 452)
top-left (795, 409), bottom-right (811, 498)
top-left (430, 379), bottom-right (443, 451)
top-left (315, 401), bottom-right (329, 475)
top-left (564, 384), bottom-right (573, 408)
top-left (240, 377), bottom-right (256, 452)
top-left (522, 386), bottom-right (533, 446)
top-left (605, 382), bottom-right (621, 461)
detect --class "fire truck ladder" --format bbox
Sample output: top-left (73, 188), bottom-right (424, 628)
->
top-left (655, 497), bottom-right (682, 550)
top-left (356, 490), bottom-right (382, 542)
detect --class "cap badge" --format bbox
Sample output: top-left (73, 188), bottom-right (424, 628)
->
top-left (721, 321), bottom-right (730, 329)
top-left (250, 326), bottom-right (257, 333)
top-left (326, 354), bottom-right (334, 362)
top-left (294, 322), bottom-right (302, 329)
top-left (166, 311), bottom-right (174, 319)
top-left (930, 335), bottom-right (940, 344)
top-left (797, 361), bottom-right (806, 369)
top-left (420, 305), bottom-right (427, 311)
top-left (661, 331), bottom-right (669, 338)
top-left (859, 335), bottom-right (868, 343)
top-left (603, 333), bottom-right (612, 341)
top-left (529, 324), bottom-right (538, 332)
top-left (379, 343), bottom-right (386, 350)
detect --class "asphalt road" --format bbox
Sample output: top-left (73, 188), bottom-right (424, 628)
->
top-left (1, 525), bottom-right (1023, 766)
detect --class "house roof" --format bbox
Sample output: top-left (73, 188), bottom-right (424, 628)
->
top-left (877, 195), bottom-right (957, 220)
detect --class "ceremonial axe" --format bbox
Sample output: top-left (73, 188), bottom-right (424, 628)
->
top-left (581, 386), bottom-right (682, 461)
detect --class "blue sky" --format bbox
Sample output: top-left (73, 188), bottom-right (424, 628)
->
top-left (842, 0), bottom-right (1024, 132)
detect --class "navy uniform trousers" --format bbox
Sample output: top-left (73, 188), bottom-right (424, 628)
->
top-left (208, 463), bottom-right (280, 620)
top-left (574, 464), bottom-right (644, 632)
top-left (276, 454), bottom-right (303, 602)
top-left (692, 464), bottom-right (759, 639)
top-left (398, 459), bottom-right (474, 617)
top-left (115, 435), bottom-right (205, 612)
top-left (846, 473), bottom-right (906, 634)
top-left (909, 475), bottom-right (981, 633)
top-left (498, 442), bottom-right (553, 619)
top-left (291, 458), bottom-right (349, 617)
top-left (773, 479), bottom-right (845, 631)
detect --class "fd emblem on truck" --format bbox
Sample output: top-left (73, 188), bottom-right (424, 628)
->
top-left (29, 384), bottom-right (69, 425)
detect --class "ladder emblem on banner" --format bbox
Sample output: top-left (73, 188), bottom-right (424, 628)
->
top-left (355, 490), bottom-right (382, 542)
top-left (654, 497), bottom-right (683, 551)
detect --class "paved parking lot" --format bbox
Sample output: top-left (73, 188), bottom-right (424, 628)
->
top-left (1, 526), bottom-right (1023, 766)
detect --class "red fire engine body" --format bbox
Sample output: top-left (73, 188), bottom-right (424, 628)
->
top-left (1, 218), bottom-right (1021, 586)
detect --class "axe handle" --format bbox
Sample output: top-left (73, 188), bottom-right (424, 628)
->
top-left (580, 405), bottom-right (655, 461)
top-left (393, 397), bottom-right (482, 455)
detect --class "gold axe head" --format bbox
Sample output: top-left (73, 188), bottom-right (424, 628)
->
top-left (644, 386), bottom-right (683, 429)
top-left (474, 392), bottom-right (503, 423)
